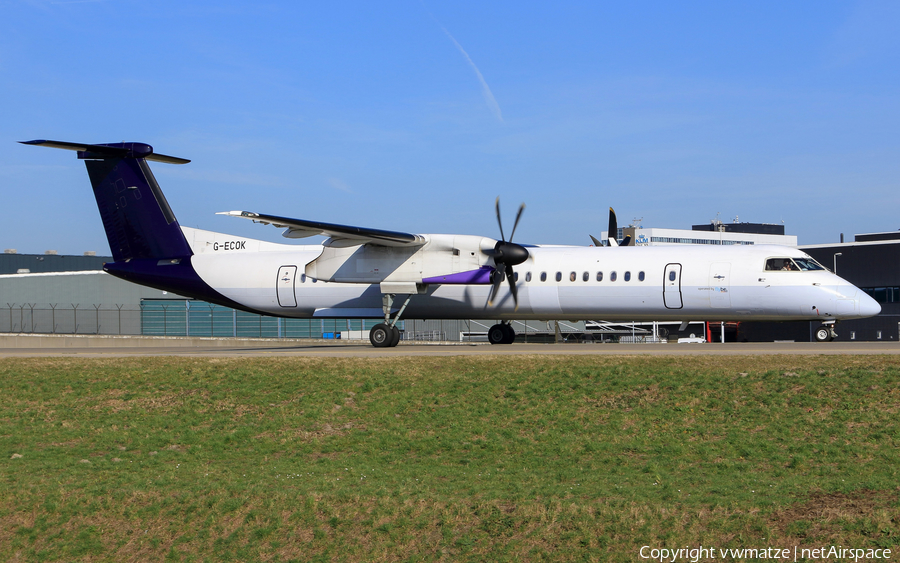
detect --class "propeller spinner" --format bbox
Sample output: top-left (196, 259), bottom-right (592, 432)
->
top-left (484, 198), bottom-right (529, 309)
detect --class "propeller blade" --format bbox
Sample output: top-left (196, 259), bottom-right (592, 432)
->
top-left (487, 199), bottom-right (529, 308)
top-left (608, 207), bottom-right (618, 247)
top-left (508, 203), bottom-right (525, 242)
top-left (495, 197), bottom-right (506, 242)
top-left (589, 234), bottom-right (603, 247)
top-left (505, 267), bottom-right (519, 310)
top-left (488, 263), bottom-right (506, 306)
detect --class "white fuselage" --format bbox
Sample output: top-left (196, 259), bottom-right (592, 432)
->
top-left (182, 227), bottom-right (880, 322)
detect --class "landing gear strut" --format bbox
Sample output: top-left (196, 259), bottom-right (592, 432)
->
top-left (488, 322), bottom-right (516, 345)
top-left (370, 293), bottom-right (411, 348)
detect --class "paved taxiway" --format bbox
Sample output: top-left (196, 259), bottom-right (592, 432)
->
top-left (1, 335), bottom-right (898, 358)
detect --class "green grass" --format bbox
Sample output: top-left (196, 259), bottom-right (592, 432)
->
top-left (1, 356), bottom-right (898, 561)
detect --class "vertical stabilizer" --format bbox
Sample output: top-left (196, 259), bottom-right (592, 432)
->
top-left (20, 140), bottom-right (192, 261)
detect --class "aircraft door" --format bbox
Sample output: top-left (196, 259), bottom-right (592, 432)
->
top-left (709, 262), bottom-right (731, 308)
top-left (663, 263), bottom-right (683, 309)
top-left (276, 265), bottom-right (298, 307)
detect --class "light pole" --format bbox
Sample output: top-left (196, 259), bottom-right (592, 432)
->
top-left (833, 252), bottom-right (842, 274)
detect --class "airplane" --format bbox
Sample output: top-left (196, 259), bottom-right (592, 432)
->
top-left (20, 139), bottom-right (881, 347)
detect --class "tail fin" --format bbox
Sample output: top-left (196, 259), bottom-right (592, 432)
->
top-left (20, 140), bottom-right (193, 261)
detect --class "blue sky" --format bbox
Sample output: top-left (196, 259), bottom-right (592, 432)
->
top-left (2, 1), bottom-right (898, 254)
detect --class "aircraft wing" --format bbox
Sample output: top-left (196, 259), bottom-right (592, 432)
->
top-left (217, 211), bottom-right (426, 248)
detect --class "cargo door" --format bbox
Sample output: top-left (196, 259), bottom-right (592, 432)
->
top-left (663, 263), bottom-right (683, 309)
top-left (277, 265), bottom-right (298, 307)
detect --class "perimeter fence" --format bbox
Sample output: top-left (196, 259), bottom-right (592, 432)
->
top-left (2, 299), bottom-right (607, 342)
top-left (0, 299), bottom-right (481, 341)
top-left (2, 302), bottom-right (140, 335)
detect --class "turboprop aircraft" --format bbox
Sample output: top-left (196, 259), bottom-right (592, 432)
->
top-left (21, 140), bottom-right (881, 347)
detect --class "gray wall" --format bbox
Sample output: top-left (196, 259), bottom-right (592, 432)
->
top-left (0, 253), bottom-right (110, 275)
top-left (0, 271), bottom-right (179, 335)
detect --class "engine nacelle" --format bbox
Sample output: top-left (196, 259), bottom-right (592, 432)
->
top-left (304, 234), bottom-right (494, 284)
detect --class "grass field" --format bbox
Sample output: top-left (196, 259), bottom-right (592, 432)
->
top-left (1, 355), bottom-right (898, 562)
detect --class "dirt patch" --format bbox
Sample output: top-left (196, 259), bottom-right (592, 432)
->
top-left (772, 490), bottom-right (896, 526)
top-left (770, 489), bottom-right (899, 543)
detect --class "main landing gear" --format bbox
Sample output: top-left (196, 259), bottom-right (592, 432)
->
top-left (369, 293), bottom-right (412, 348)
top-left (369, 323), bottom-right (401, 347)
top-left (488, 322), bottom-right (516, 345)
top-left (814, 322), bottom-right (838, 343)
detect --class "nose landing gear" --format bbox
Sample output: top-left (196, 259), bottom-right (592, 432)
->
top-left (814, 322), bottom-right (838, 342)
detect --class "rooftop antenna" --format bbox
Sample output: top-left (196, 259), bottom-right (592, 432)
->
top-left (712, 212), bottom-right (724, 232)
top-left (629, 217), bottom-right (643, 229)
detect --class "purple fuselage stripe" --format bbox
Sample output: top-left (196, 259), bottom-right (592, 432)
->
top-left (422, 266), bottom-right (493, 285)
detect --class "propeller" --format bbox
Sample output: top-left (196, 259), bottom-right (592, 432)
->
top-left (484, 198), bottom-right (529, 309)
top-left (590, 208), bottom-right (630, 247)
top-left (607, 207), bottom-right (619, 247)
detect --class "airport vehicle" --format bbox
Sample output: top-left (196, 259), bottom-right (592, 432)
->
top-left (21, 140), bottom-right (881, 346)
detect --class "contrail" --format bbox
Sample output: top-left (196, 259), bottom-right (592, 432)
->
top-left (440, 26), bottom-right (503, 122)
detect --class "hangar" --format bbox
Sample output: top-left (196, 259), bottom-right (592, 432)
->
top-left (2, 226), bottom-right (897, 342)
top-left (797, 232), bottom-right (900, 341)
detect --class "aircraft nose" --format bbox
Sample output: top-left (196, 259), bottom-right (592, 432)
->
top-left (858, 292), bottom-right (882, 318)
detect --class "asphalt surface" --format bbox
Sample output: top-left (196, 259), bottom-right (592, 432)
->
top-left (1, 336), bottom-right (899, 358)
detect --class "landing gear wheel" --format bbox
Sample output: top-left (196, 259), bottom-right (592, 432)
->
top-left (370, 323), bottom-right (392, 348)
top-left (488, 324), bottom-right (516, 345)
top-left (390, 325), bottom-right (401, 347)
top-left (502, 324), bottom-right (516, 344)
top-left (488, 324), bottom-right (508, 345)
top-left (814, 326), bottom-right (830, 343)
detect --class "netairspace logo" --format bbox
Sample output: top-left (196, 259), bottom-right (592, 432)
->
top-left (639, 545), bottom-right (892, 562)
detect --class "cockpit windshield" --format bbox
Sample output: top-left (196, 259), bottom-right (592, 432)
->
top-left (793, 258), bottom-right (825, 271)
top-left (765, 257), bottom-right (826, 271)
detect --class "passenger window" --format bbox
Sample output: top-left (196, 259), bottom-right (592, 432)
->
top-left (540, 272), bottom-right (547, 282)
top-left (525, 271), bottom-right (532, 282)
top-left (300, 274), bottom-right (306, 283)
top-left (596, 271), bottom-right (603, 282)
top-left (624, 271), bottom-right (631, 282)
top-left (569, 271), bottom-right (576, 282)
top-left (669, 271), bottom-right (676, 282)
top-left (638, 271), bottom-right (645, 282)
top-left (556, 272), bottom-right (562, 282)
top-left (610, 271), bottom-right (617, 282)
top-left (514, 272), bottom-right (519, 282)
top-left (582, 271), bottom-right (589, 282)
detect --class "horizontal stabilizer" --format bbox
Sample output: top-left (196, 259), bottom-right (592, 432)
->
top-left (20, 140), bottom-right (190, 164)
top-left (218, 210), bottom-right (426, 248)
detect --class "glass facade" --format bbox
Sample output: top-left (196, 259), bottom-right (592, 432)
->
top-left (650, 237), bottom-right (754, 245)
top-left (862, 287), bottom-right (900, 303)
